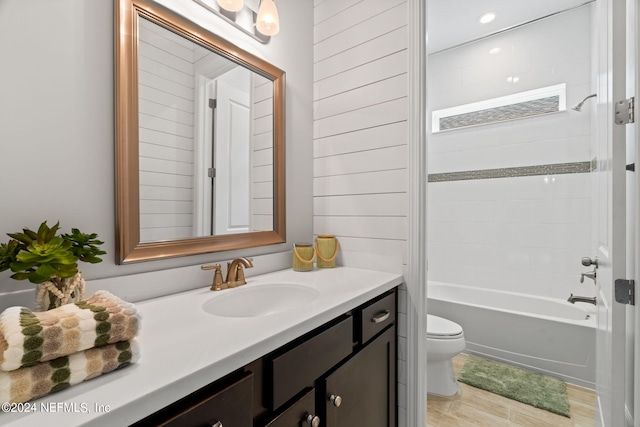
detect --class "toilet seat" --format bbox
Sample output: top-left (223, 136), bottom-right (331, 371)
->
top-left (427, 314), bottom-right (463, 339)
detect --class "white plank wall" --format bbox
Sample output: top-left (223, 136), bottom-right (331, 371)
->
top-left (251, 73), bottom-right (274, 231)
top-left (312, 1), bottom-right (409, 426)
top-left (138, 18), bottom-right (196, 242)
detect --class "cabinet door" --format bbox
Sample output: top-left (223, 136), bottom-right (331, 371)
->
top-left (324, 326), bottom-right (396, 427)
top-left (264, 388), bottom-right (320, 427)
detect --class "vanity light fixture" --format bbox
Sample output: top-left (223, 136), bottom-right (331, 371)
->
top-left (193, 0), bottom-right (279, 43)
top-left (256, 0), bottom-right (280, 36)
top-left (216, 0), bottom-right (244, 12)
top-left (479, 12), bottom-right (496, 24)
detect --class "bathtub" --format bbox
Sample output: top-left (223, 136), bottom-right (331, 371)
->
top-left (428, 281), bottom-right (596, 388)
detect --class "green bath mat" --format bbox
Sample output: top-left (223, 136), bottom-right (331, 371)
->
top-left (458, 355), bottom-right (571, 417)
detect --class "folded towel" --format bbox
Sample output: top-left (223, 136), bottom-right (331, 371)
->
top-left (0, 290), bottom-right (140, 371)
top-left (0, 340), bottom-right (139, 403)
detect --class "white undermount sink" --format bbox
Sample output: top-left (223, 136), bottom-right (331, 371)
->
top-left (202, 283), bottom-right (320, 318)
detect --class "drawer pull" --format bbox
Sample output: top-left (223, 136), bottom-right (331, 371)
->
top-left (371, 310), bottom-right (390, 324)
top-left (305, 414), bottom-right (320, 427)
top-left (329, 394), bottom-right (342, 407)
top-left (210, 422), bottom-right (222, 427)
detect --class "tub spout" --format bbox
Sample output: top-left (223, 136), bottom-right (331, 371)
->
top-left (567, 294), bottom-right (597, 305)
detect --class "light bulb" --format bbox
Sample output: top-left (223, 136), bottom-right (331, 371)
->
top-left (217, 0), bottom-right (244, 12)
top-left (256, 0), bottom-right (280, 36)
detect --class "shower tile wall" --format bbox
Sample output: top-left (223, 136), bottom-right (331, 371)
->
top-left (427, 5), bottom-right (596, 299)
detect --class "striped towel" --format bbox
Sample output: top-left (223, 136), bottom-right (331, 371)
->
top-left (0, 340), bottom-right (139, 403)
top-left (0, 291), bottom-right (140, 371)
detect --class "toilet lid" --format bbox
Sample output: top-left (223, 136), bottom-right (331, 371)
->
top-left (427, 315), bottom-right (463, 338)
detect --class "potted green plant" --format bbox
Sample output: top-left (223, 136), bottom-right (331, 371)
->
top-left (0, 221), bottom-right (106, 310)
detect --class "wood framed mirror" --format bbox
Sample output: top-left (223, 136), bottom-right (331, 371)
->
top-left (115, 0), bottom-right (285, 264)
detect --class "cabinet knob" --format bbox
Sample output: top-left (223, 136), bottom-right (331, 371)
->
top-left (210, 422), bottom-right (222, 427)
top-left (329, 394), bottom-right (342, 407)
top-left (305, 414), bottom-right (320, 427)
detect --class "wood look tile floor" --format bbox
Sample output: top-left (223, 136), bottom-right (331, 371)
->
top-left (427, 354), bottom-right (597, 427)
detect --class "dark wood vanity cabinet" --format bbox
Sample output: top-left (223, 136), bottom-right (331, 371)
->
top-left (323, 326), bottom-right (396, 427)
top-left (131, 288), bottom-right (397, 427)
top-left (322, 289), bottom-right (396, 427)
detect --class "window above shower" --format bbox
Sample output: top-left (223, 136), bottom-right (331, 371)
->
top-left (431, 83), bottom-right (567, 133)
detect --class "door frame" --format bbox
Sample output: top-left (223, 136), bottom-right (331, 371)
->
top-left (631, 0), bottom-right (640, 423)
top-left (407, 1), bottom-right (428, 427)
top-left (594, 0), bottom-right (629, 425)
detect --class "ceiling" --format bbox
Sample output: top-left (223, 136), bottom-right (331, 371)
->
top-left (427, 0), bottom-right (594, 54)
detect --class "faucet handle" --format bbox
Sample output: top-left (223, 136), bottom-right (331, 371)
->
top-left (580, 270), bottom-right (597, 284)
top-left (202, 264), bottom-right (224, 291)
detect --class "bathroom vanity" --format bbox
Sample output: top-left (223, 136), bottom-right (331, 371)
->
top-left (0, 267), bottom-right (402, 427)
top-left (133, 288), bottom-right (396, 427)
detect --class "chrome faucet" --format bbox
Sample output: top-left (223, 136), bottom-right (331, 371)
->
top-left (567, 294), bottom-right (597, 305)
top-left (201, 257), bottom-right (253, 291)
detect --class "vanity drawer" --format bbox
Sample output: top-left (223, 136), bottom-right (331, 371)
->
top-left (359, 290), bottom-right (396, 344)
top-left (268, 316), bottom-right (353, 410)
top-left (132, 370), bottom-right (253, 427)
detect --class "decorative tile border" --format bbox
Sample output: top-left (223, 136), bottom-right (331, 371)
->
top-left (428, 161), bottom-right (592, 183)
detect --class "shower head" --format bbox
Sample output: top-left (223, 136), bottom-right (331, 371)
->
top-left (572, 93), bottom-right (597, 111)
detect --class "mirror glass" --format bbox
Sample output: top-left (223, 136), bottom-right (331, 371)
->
top-left (116, 0), bottom-right (285, 263)
top-left (138, 17), bottom-right (274, 242)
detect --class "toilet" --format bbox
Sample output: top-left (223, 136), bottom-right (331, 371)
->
top-left (426, 314), bottom-right (466, 396)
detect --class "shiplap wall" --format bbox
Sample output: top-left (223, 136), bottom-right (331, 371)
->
top-left (138, 18), bottom-right (196, 242)
top-left (251, 73), bottom-right (274, 231)
top-left (312, 1), bottom-right (409, 425)
top-left (313, 0), bottom-right (408, 267)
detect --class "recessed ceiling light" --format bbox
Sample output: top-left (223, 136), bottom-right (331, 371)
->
top-left (489, 47), bottom-right (501, 55)
top-left (479, 12), bottom-right (496, 24)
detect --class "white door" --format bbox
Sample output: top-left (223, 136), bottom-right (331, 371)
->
top-left (214, 80), bottom-right (251, 235)
top-left (593, 0), bottom-right (631, 426)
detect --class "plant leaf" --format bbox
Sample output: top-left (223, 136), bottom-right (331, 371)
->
top-left (10, 272), bottom-right (31, 281)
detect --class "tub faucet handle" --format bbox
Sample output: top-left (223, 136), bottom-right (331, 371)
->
top-left (580, 270), bottom-right (597, 284)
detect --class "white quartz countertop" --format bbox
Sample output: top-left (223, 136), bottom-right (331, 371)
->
top-left (1, 267), bottom-right (403, 426)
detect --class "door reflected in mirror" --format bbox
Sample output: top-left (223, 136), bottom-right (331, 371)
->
top-left (138, 17), bottom-right (274, 242)
top-left (115, 0), bottom-right (285, 263)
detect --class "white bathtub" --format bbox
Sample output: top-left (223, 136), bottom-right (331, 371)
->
top-left (428, 281), bottom-right (596, 388)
